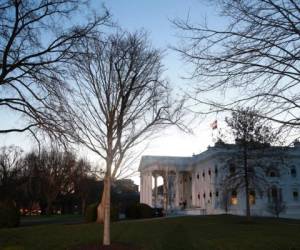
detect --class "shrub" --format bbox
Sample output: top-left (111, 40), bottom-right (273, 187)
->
top-left (85, 203), bottom-right (120, 223)
top-left (111, 206), bottom-right (119, 221)
top-left (0, 201), bottom-right (20, 228)
top-left (125, 203), bottom-right (153, 219)
top-left (85, 203), bottom-right (98, 223)
top-left (153, 207), bottom-right (163, 217)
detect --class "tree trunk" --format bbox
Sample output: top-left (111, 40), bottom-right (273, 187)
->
top-left (46, 198), bottom-right (52, 215)
top-left (243, 145), bottom-right (251, 220)
top-left (29, 200), bottom-right (33, 216)
top-left (103, 174), bottom-right (111, 246)
top-left (81, 198), bottom-right (86, 215)
top-left (97, 176), bottom-right (108, 223)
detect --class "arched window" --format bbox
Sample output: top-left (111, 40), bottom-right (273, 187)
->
top-left (230, 190), bottom-right (238, 205)
top-left (202, 171), bottom-right (205, 179)
top-left (208, 169), bottom-right (211, 176)
top-left (198, 193), bottom-right (200, 199)
top-left (203, 192), bottom-right (206, 199)
top-left (249, 190), bottom-right (256, 205)
top-left (229, 164), bottom-right (236, 175)
top-left (267, 168), bottom-right (280, 177)
top-left (215, 167), bottom-right (218, 175)
top-left (197, 173), bottom-right (200, 179)
top-left (271, 187), bottom-right (278, 198)
top-left (209, 191), bottom-right (212, 198)
top-left (291, 167), bottom-right (297, 177)
top-left (269, 186), bottom-right (281, 203)
top-left (293, 190), bottom-right (299, 201)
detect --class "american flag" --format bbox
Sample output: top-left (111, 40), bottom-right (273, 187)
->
top-left (210, 120), bottom-right (218, 130)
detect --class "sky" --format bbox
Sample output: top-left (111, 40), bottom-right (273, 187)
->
top-left (91, 0), bottom-right (225, 154)
top-left (0, 0), bottom-right (226, 185)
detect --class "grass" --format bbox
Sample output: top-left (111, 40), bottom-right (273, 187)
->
top-left (1, 215), bottom-right (300, 250)
top-left (20, 214), bottom-right (83, 227)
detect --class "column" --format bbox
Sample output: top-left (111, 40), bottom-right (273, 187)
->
top-left (142, 171), bottom-right (152, 207)
top-left (147, 172), bottom-right (153, 207)
top-left (191, 172), bottom-right (196, 207)
top-left (145, 172), bottom-right (149, 205)
top-left (154, 173), bottom-right (158, 208)
top-left (175, 172), bottom-right (180, 208)
top-left (140, 173), bottom-right (144, 203)
top-left (163, 173), bottom-right (168, 211)
top-left (169, 173), bottom-right (175, 209)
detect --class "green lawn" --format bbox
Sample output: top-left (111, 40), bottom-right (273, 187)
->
top-left (1, 215), bottom-right (300, 250)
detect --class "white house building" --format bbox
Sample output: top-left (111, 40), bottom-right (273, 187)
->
top-left (139, 141), bottom-right (300, 218)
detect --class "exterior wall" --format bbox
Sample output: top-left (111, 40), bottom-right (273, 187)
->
top-left (139, 145), bottom-right (300, 219)
top-left (193, 159), bottom-right (217, 213)
top-left (198, 154), bottom-right (300, 218)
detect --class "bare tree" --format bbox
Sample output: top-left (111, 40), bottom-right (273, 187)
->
top-left (174, 0), bottom-right (300, 130)
top-left (221, 107), bottom-right (280, 219)
top-left (0, 0), bottom-right (109, 137)
top-left (0, 145), bottom-right (23, 202)
top-left (24, 148), bottom-right (77, 215)
top-left (72, 158), bottom-right (94, 215)
top-left (60, 31), bottom-right (185, 246)
top-left (22, 151), bottom-right (43, 215)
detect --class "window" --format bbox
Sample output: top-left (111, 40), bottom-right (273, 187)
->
top-left (291, 168), bottom-right (297, 177)
top-left (189, 176), bottom-right (192, 181)
top-left (230, 190), bottom-right (238, 205)
top-left (208, 169), bottom-right (211, 176)
top-left (249, 190), bottom-right (256, 205)
top-left (269, 187), bottom-right (280, 203)
top-left (202, 172), bottom-right (205, 178)
top-left (267, 169), bottom-right (279, 177)
top-left (271, 187), bottom-right (278, 198)
top-left (197, 173), bottom-right (200, 179)
top-left (209, 192), bottom-right (212, 198)
top-left (248, 167), bottom-right (254, 174)
top-left (215, 167), bottom-right (218, 175)
top-left (203, 193), bottom-right (206, 199)
top-left (216, 191), bottom-right (219, 197)
top-left (198, 193), bottom-right (200, 199)
top-left (229, 164), bottom-right (236, 175)
top-left (293, 190), bottom-right (298, 201)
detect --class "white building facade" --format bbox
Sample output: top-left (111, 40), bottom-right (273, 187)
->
top-left (139, 142), bottom-right (300, 218)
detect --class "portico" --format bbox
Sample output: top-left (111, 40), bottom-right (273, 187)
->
top-left (139, 156), bottom-right (194, 211)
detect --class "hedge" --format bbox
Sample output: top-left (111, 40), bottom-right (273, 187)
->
top-left (0, 201), bottom-right (20, 228)
top-left (125, 203), bottom-right (153, 219)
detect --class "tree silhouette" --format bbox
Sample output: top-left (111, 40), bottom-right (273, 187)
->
top-left (0, 0), bottom-right (109, 138)
top-left (174, 0), bottom-right (300, 130)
